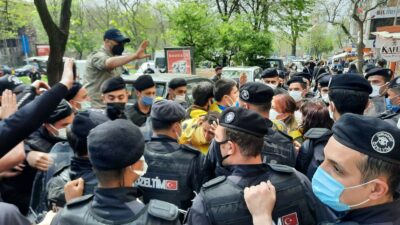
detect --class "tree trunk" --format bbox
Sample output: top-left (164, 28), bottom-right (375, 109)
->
top-left (356, 22), bottom-right (365, 74)
top-left (291, 41), bottom-right (296, 56)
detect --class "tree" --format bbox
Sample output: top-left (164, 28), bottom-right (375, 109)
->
top-left (0, 0), bottom-right (33, 40)
top-left (34, 0), bottom-right (72, 86)
top-left (302, 25), bottom-right (334, 58)
top-left (276, 0), bottom-right (314, 56)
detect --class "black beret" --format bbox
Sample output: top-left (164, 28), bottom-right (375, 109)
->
top-left (365, 68), bottom-right (392, 80)
top-left (88, 119), bottom-right (144, 170)
top-left (278, 70), bottom-right (287, 79)
top-left (388, 76), bottom-right (400, 89)
top-left (293, 72), bottom-right (312, 82)
top-left (261, 68), bottom-right (278, 78)
top-left (45, 100), bottom-right (73, 124)
top-left (150, 99), bottom-right (185, 122)
top-left (318, 75), bottom-right (331, 88)
top-left (168, 78), bottom-right (187, 89)
top-left (239, 82), bottom-right (274, 105)
top-left (220, 107), bottom-right (269, 137)
top-left (71, 110), bottom-right (109, 139)
top-left (101, 76), bottom-right (126, 94)
top-left (65, 82), bottom-right (83, 101)
top-left (329, 74), bottom-right (372, 94)
top-left (0, 75), bottom-right (24, 94)
top-left (287, 76), bottom-right (308, 86)
top-left (333, 114), bottom-right (400, 164)
top-left (134, 75), bottom-right (155, 91)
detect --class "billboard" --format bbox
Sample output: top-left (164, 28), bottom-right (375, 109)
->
top-left (165, 47), bottom-right (195, 74)
top-left (36, 44), bottom-right (50, 56)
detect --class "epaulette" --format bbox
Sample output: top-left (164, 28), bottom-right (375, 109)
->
top-left (148, 199), bottom-right (179, 221)
top-left (202, 176), bottom-right (226, 188)
top-left (267, 163), bottom-right (294, 174)
top-left (304, 128), bottom-right (332, 139)
top-left (65, 194), bottom-right (93, 208)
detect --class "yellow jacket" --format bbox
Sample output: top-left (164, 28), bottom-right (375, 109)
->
top-left (179, 117), bottom-right (210, 155)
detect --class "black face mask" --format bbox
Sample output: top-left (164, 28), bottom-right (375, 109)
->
top-left (106, 103), bottom-right (126, 120)
top-left (111, 43), bottom-right (124, 56)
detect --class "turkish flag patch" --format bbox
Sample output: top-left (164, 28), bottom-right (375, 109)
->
top-left (281, 212), bottom-right (299, 225)
top-left (165, 180), bottom-right (178, 190)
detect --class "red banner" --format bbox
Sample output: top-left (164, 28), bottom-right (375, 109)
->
top-left (166, 49), bottom-right (192, 74)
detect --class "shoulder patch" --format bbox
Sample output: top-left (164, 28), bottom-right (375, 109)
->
top-left (66, 194), bottom-right (93, 208)
top-left (181, 144), bottom-right (201, 155)
top-left (304, 128), bottom-right (332, 139)
top-left (202, 176), bottom-right (226, 188)
top-left (147, 199), bottom-right (179, 221)
top-left (267, 163), bottom-right (294, 174)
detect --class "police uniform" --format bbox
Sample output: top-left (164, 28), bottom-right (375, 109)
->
top-left (378, 76), bottom-right (400, 127)
top-left (126, 75), bottom-right (155, 127)
top-left (296, 75), bottom-right (372, 180)
top-left (51, 119), bottom-right (180, 225)
top-left (239, 82), bottom-right (296, 166)
top-left (315, 114), bottom-right (400, 225)
top-left (135, 100), bottom-right (204, 212)
top-left (185, 108), bottom-right (335, 225)
top-left (260, 68), bottom-right (287, 95)
top-left (0, 100), bottom-right (73, 215)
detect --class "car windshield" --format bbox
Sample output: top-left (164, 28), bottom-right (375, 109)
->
top-left (222, 70), bottom-right (251, 78)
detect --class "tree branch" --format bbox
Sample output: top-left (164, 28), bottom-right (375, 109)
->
top-left (34, 0), bottom-right (59, 35)
top-left (59, 0), bottom-right (72, 34)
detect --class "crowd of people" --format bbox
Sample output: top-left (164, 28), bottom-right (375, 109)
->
top-left (0, 28), bottom-right (399, 225)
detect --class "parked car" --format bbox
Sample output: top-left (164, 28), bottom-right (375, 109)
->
top-left (122, 73), bottom-right (213, 106)
top-left (0, 65), bottom-right (13, 77)
top-left (135, 62), bottom-right (157, 75)
top-left (15, 65), bottom-right (37, 77)
top-left (222, 66), bottom-right (262, 82)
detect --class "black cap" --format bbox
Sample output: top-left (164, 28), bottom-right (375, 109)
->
top-left (388, 76), bottom-right (400, 89)
top-left (220, 107), bottom-right (269, 137)
top-left (239, 82), bottom-right (274, 105)
top-left (278, 70), bottom-right (287, 79)
top-left (150, 99), bottom-right (185, 123)
top-left (65, 82), bottom-right (83, 101)
top-left (261, 68), bottom-right (278, 78)
top-left (101, 76), bottom-right (126, 94)
top-left (134, 75), bottom-right (155, 91)
top-left (328, 74), bottom-right (372, 94)
top-left (103, 28), bottom-right (130, 43)
top-left (71, 110), bottom-right (109, 139)
top-left (168, 78), bottom-right (187, 89)
top-left (88, 119), bottom-right (144, 170)
top-left (287, 76), bottom-right (308, 86)
top-left (333, 114), bottom-right (400, 164)
top-left (365, 68), bottom-right (392, 80)
top-left (0, 75), bottom-right (23, 94)
top-left (293, 72), bottom-right (312, 82)
top-left (318, 75), bottom-right (331, 88)
top-left (46, 100), bottom-right (73, 124)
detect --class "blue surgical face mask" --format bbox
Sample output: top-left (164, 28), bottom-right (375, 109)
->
top-left (141, 95), bottom-right (154, 106)
top-left (312, 167), bottom-right (372, 212)
top-left (386, 96), bottom-right (400, 112)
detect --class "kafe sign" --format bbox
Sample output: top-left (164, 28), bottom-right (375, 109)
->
top-left (381, 39), bottom-right (400, 61)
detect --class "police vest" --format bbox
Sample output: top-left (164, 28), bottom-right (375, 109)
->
top-left (135, 143), bottom-right (200, 210)
top-left (201, 164), bottom-right (318, 225)
top-left (263, 129), bottom-right (296, 167)
top-left (56, 196), bottom-right (179, 225)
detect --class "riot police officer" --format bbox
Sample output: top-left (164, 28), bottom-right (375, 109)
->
top-left (378, 76), bottom-right (400, 127)
top-left (135, 100), bottom-right (203, 212)
top-left (239, 82), bottom-right (296, 166)
top-left (50, 119), bottom-right (180, 225)
top-left (260, 68), bottom-right (287, 95)
top-left (185, 107), bottom-right (335, 225)
top-left (100, 76), bottom-right (129, 120)
top-left (365, 67), bottom-right (392, 116)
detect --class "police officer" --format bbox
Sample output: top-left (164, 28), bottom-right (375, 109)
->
top-left (296, 74), bottom-right (372, 180)
top-left (287, 76), bottom-right (309, 103)
top-left (126, 75), bottom-right (156, 126)
top-left (365, 67), bottom-right (392, 116)
top-left (260, 68), bottom-right (287, 95)
top-left (314, 73), bottom-right (331, 104)
top-left (238, 82), bottom-right (296, 166)
top-left (0, 100), bottom-right (74, 215)
top-left (378, 76), bottom-right (400, 127)
top-left (166, 78), bottom-right (187, 108)
top-left (64, 82), bottom-right (90, 112)
top-left (313, 114), bottom-right (400, 224)
top-left (50, 119), bottom-right (180, 225)
top-left (46, 110), bottom-right (109, 208)
top-left (135, 100), bottom-right (203, 212)
top-left (84, 29), bottom-right (149, 108)
top-left (100, 76), bottom-right (129, 120)
top-left (185, 107), bottom-right (335, 225)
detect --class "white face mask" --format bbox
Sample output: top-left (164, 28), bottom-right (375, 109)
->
top-left (269, 109), bottom-right (279, 120)
top-left (49, 124), bottom-right (68, 140)
top-left (369, 85), bottom-right (381, 98)
top-left (289, 91), bottom-right (303, 102)
top-left (131, 156), bottom-right (148, 176)
top-left (321, 94), bottom-right (330, 103)
top-left (266, 83), bottom-right (278, 90)
top-left (174, 94), bottom-right (186, 103)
